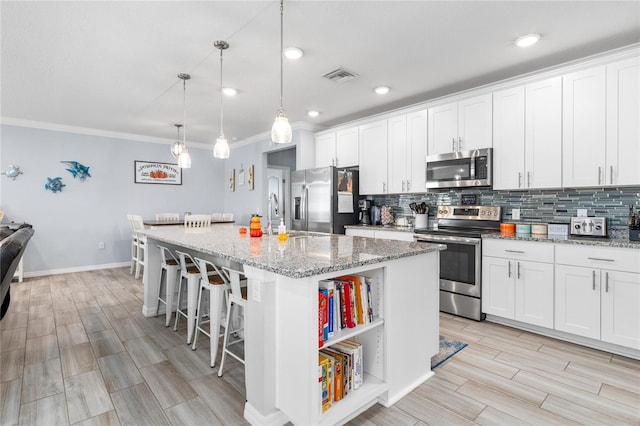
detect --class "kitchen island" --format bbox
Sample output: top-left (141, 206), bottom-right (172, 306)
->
top-left (140, 224), bottom-right (445, 425)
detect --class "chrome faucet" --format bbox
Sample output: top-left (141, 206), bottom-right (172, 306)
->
top-left (267, 192), bottom-right (278, 235)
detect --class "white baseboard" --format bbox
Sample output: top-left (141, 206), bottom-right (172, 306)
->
top-left (243, 402), bottom-right (289, 426)
top-left (24, 262), bottom-right (130, 279)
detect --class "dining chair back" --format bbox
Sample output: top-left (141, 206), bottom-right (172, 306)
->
top-left (126, 214), bottom-right (147, 279)
top-left (185, 214), bottom-right (212, 228)
top-left (156, 213), bottom-right (180, 222)
top-left (212, 213), bottom-right (223, 221)
top-left (221, 213), bottom-right (234, 222)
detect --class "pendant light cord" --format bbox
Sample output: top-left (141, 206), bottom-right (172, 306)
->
top-left (182, 78), bottom-right (187, 146)
top-left (279, 0), bottom-right (284, 109)
top-left (220, 47), bottom-right (224, 137)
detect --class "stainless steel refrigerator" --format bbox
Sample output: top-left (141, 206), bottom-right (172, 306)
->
top-left (291, 166), bottom-right (359, 234)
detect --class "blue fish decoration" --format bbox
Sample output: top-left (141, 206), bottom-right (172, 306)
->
top-left (45, 177), bottom-right (65, 193)
top-left (61, 161), bottom-right (91, 181)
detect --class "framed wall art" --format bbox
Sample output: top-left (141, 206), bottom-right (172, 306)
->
top-left (135, 161), bottom-right (182, 185)
top-left (248, 164), bottom-right (255, 190)
top-left (229, 168), bottom-right (235, 192)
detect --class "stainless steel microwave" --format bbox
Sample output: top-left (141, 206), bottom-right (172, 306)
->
top-left (425, 148), bottom-right (492, 189)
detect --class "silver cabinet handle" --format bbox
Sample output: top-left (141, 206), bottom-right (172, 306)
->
top-left (598, 166), bottom-right (602, 185)
top-left (508, 261), bottom-right (511, 278)
top-left (383, 181), bottom-right (386, 193)
top-left (452, 138), bottom-right (456, 151)
top-left (610, 166), bottom-right (613, 185)
top-left (587, 257), bottom-right (615, 262)
top-left (517, 261), bottom-right (521, 279)
top-left (592, 270), bottom-right (596, 290)
top-left (402, 180), bottom-right (406, 192)
top-left (605, 272), bottom-right (609, 292)
top-left (505, 249), bottom-right (525, 254)
top-left (518, 172), bottom-right (522, 188)
top-left (527, 171), bottom-right (531, 188)
top-left (335, 158), bottom-right (338, 167)
top-left (458, 137), bottom-right (463, 151)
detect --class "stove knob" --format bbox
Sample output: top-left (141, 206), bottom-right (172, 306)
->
top-left (574, 224), bottom-right (581, 229)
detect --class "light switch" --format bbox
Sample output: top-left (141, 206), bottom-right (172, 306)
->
top-left (577, 209), bottom-right (588, 217)
top-left (512, 208), bottom-right (521, 220)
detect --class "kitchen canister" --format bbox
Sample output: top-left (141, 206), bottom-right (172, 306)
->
top-left (515, 223), bottom-right (531, 236)
top-left (500, 223), bottom-right (515, 235)
top-left (531, 223), bottom-right (548, 237)
top-left (414, 214), bottom-right (429, 230)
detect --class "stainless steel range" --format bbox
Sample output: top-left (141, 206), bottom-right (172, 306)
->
top-left (414, 205), bottom-right (501, 321)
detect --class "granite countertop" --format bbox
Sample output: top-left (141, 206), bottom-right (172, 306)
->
top-left (344, 224), bottom-right (416, 233)
top-left (483, 229), bottom-right (640, 249)
top-left (141, 224), bottom-right (445, 279)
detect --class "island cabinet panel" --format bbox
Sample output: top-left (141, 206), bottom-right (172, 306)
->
top-left (274, 253), bottom-right (438, 425)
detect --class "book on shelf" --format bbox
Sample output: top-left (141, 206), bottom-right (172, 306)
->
top-left (365, 278), bottom-right (374, 323)
top-left (318, 354), bottom-right (332, 412)
top-left (331, 340), bottom-right (363, 390)
top-left (318, 292), bottom-right (326, 348)
top-left (319, 288), bottom-right (329, 342)
top-left (320, 348), bottom-right (344, 402)
top-left (319, 280), bottom-right (335, 337)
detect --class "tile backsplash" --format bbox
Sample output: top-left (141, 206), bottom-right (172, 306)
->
top-left (371, 187), bottom-right (640, 229)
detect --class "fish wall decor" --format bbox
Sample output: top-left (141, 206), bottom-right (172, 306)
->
top-left (61, 161), bottom-right (91, 181)
top-left (45, 177), bottom-right (65, 193)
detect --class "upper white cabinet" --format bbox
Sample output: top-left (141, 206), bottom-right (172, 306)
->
top-left (606, 57), bottom-right (640, 186)
top-left (388, 110), bottom-right (428, 193)
top-left (314, 127), bottom-right (359, 168)
top-left (428, 94), bottom-right (492, 154)
top-left (493, 77), bottom-right (562, 190)
top-left (563, 66), bottom-right (607, 187)
top-left (359, 120), bottom-right (388, 194)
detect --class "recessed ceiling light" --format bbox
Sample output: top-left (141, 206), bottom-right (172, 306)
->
top-left (374, 86), bottom-right (390, 95)
top-left (515, 33), bottom-right (540, 48)
top-left (284, 47), bottom-right (304, 59)
top-left (222, 87), bottom-right (237, 96)
top-left (307, 110), bottom-right (320, 118)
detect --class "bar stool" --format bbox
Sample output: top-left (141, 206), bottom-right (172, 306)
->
top-left (191, 257), bottom-right (229, 368)
top-left (173, 250), bottom-right (202, 344)
top-left (155, 245), bottom-right (180, 326)
top-left (218, 266), bottom-right (247, 377)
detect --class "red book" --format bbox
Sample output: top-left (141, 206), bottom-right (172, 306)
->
top-left (319, 291), bottom-right (328, 347)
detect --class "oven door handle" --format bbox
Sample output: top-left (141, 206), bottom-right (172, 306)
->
top-left (414, 234), bottom-right (481, 245)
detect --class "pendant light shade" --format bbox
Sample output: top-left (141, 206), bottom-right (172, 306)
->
top-left (170, 124), bottom-right (184, 158)
top-left (271, 0), bottom-right (292, 144)
top-left (177, 73), bottom-right (192, 169)
top-left (213, 40), bottom-right (230, 159)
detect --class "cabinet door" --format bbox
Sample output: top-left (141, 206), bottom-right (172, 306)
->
top-left (428, 102), bottom-right (457, 154)
top-left (601, 270), bottom-right (640, 349)
top-left (315, 132), bottom-right (336, 168)
top-left (406, 110), bottom-right (428, 193)
top-left (606, 57), bottom-right (640, 186)
top-left (458, 94), bottom-right (493, 151)
top-left (515, 260), bottom-right (554, 329)
top-left (526, 76), bottom-right (562, 189)
top-left (555, 265), bottom-right (600, 339)
top-left (493, 86), bottom-right (525, 190)
top-left (336, 127), bottom-right (359, 168)
top-left (562, 66), bottom-right (606, 187)
top-left (482, 257), bottom-right (515, 319)
top-left (388, 115), bottom-right (408, 193)
top-left (359, 120), bottom-right (388, 194)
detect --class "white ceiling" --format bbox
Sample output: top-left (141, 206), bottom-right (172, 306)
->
top-left (2, 1), bottom-right (639, 148)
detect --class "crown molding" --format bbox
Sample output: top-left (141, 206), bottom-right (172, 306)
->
top-left (229, 121), bottom-right (324, 150)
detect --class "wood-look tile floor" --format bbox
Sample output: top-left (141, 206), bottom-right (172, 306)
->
top-left (0, 268), bottom-right (638, 426)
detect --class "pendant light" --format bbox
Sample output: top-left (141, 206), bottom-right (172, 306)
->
top-left (271, 0), bottom-right (292, 144)
top-left (177, 73), bottom-right (192, 169)
top-left (170, 124), bottom-right (184, 158)
top-left (213, 40), bottom-right (230, 159)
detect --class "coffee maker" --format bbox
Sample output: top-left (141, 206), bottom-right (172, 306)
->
top-left (358, 199), bottom-right (371, 225)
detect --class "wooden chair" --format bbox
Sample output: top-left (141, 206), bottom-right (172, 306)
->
top-left (156, 213), bottom-right (180, 222)
top-left (127, 214), bottom-right (147, 279)
top-left (217, 266), bottom-right (247, 377)
top-left (185, 214), bottom-right (212, 228)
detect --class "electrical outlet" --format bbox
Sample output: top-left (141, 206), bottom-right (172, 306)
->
top-left (577, 209), bottom-right (588, 217)
top-left (98, 241), bottom-right (105, 249)
top-left (512, 208), bottom-right (521, 220)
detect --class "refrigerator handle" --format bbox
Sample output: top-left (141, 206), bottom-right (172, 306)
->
top-left (301, 185), bottom-right (307, 222)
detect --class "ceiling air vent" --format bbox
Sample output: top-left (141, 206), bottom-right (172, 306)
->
top-left (322, 67), bottom-right (359, 83)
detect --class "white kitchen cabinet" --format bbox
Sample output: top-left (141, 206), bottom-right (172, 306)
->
top-left (493, 78), bottom-right (562, 190)
top-left (388, 110), bottom-right (428, 193)
top-left (346, 228), bottom-right (415, 242)
top-left (428, 94), bottom-right (492, 155)
top-left (315, 127), bottom-right (359, 168)
top-left (606, 57), bottom-right (640, 186)
top-left (563, 66), bottom-right (607, 187)
top-left (359, 120), bottom-right (388, 194)
top-left (555, 245), bottom-right (640, 349)
top-left (482, 239), bottom-right (554, 328)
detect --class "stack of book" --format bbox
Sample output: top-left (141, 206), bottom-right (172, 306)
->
top-left (319, 339), bottom-right (363, 412)
top-left (318, 275), bottom-right (375, 347)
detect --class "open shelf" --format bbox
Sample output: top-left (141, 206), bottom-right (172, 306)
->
top-left (320, 317), bottom-right (384, 349)
top-left (319, 373), bottom-right (387, 426)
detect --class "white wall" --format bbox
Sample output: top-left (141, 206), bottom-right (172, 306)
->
top-left (0, 124), bottom-right (225, 275)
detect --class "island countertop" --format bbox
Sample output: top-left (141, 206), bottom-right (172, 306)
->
top-left (140, 224), bottom-right (445, 279)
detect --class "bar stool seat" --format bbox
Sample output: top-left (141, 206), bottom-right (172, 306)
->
top-left (218, 266), bottom-right (247, 377)
top-left (155, 245), bottom-right (180, 326)
top-left (191, 257), bottom-right (230, 368)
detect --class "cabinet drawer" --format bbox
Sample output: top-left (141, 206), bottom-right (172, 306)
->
top-left (555, 245), bottom-right (640, 273)
top-left (375, 230), bottom-right (415, 242)
top-left (483, 239), bottom-right (554, 263)
top-left (346, 228), bottom-right (376, 238)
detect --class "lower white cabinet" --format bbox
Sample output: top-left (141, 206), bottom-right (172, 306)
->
top-left (482, 240), bottom-right (554, 328)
